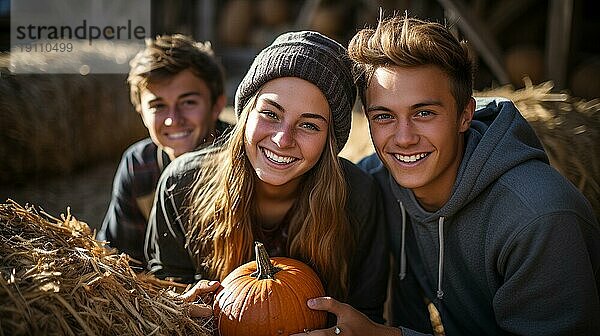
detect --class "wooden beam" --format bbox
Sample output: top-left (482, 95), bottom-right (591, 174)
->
top-left (194, 0), bottom-right (215, 42)
top-left (545, 0), bottom-right (573, 90)
top-left (488, 0), bottom-right (540, 35)
top-left (436, 0), bottom-right (510, 85)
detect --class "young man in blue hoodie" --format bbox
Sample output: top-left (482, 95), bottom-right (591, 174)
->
top-left (298, 15), bottom-right (600, 336)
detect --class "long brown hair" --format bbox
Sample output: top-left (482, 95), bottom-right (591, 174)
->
top-left (186, 93), bottom-right (354, 299)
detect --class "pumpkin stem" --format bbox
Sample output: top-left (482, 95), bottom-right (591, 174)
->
top-left (251, 242), bottom-right (281, 280)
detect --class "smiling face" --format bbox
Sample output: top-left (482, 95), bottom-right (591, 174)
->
top-left (366, 65), bottom-right (474, 211)
top-left (244, 77), bottom-right (330, 191)
top-left (140, 69), bottom-right (225, 159)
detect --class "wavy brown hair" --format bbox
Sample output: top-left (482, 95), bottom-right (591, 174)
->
top-left (186, 94), bottom-right (355, 299)
top-left (127, 34), bottom-right (225, 112)
top-left (348, 14), bottom-right (474, 112)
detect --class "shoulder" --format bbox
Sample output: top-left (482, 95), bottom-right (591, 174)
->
top-left (216, 119), bottom-right (234, 136)
top-left (116, 138), bottom-right (163, 177)
top-left (340, 157), bottom-right (377, 193)
top-left (112, 138), bottom-right (157, 185)
top-left (355, 153), bottom-right (393, 191)
top-left (121, 138), bottom-right (157, 162)
top-left (158, 146), bottom-right (217, 193)
top-left (356, 153), bottom-right (384, 174)
top-left (475, 160), bottom-right (599, 254)
top-left (495, 160), bottom-right (596, 221)
top-left (340, 157), bottom-right (385, 218)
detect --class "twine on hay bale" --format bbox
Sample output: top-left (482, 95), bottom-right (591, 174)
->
top-left (475, 79), bottom-right (600, 219)
top-left (0, 201), bottom-right (212, 336)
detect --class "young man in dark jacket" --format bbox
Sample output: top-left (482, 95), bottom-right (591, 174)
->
top-left (97, 34), bottom-right (231, 266)
top-left (300, 15), bottom-right (600, 336)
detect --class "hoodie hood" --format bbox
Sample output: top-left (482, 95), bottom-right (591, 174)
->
top-left (392, 98), bottom-right (548, 221)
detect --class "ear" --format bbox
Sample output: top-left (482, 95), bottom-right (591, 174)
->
top-left (458, 97), bottom-right (475, 132)
top-left (211, 94), bottom-right (227, 121)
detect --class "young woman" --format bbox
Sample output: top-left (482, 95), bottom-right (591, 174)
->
top-left (144, 31), bottom-right (388, 322)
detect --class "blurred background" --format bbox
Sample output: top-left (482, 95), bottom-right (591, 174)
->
top-left (1, 0), bottom-right (599, 230)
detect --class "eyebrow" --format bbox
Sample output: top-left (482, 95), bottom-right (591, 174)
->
top-left (412, 100), bottom-right (443, 109)
top-left (259, 98), bottom-right (329, 123)
top-left (366, 105), bottom-right (391, 113)
top-left (300, 113), bottom-right (328, 123)
top-left (260, 98), bottom-right (285, 112)
top-left (366, 100), bottom-right (444, 113)
top-left (178, 91), bottom-right (201, 99)
top-left (147, 91), bottom-right (201, 105)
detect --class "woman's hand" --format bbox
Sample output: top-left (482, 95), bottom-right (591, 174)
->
top-left (178, 280), bottom-right (221, 317)
top-left (290, 297), bottom-right (402, 336)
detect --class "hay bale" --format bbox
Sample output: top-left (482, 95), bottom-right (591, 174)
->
top-left (0, 201), bottom-right (212, 335)
top-left (0, 50), bottom-right (147, 185)
top-left (476, 79), bottom-right (600, 219)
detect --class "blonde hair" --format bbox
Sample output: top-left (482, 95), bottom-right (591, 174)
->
top-left (186, 94), bottom-right (354, 299)
top-left (349, 14), bottom-right (474, 112)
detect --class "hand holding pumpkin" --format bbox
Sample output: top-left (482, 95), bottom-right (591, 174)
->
top-left (291, 297), bottom-right (402, 336)
top-left (178, 279), bottom-right (221, 318)
top-left (213, 242), bottom-right (327, 335)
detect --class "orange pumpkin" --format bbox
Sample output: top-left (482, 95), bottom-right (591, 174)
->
top-left (213, 242), bottom-right (327, 336)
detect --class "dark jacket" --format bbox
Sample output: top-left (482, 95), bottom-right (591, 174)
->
top-left (97, 120), bottom-right (231, 266)
top-left (145, 149), bottom-right (389, 323)
top-left (359, 98), bottom-right (600, 335)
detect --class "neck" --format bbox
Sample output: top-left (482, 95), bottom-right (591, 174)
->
top-left (255, 178), bottom-right (300, 202)
top-left (254, 178), bottom-right (300, 229)
top-left (414, 188), bottom-right (452, 212)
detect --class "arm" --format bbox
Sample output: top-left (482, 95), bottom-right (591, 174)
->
top-left (494, 212), bottom-right (600, 334)
top-left (145, 157), bottom-right (199, 283)
top-left (97, 152), bottom-right (148, 264)
top-left (342, 159), bottom-right (389, 324)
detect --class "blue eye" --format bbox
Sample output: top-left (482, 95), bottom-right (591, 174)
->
top-left (259, 110), bottom-right (278, 119)
top-left (300, 123), bottom-right (320, 131)
top-left (371, 113), bottom-right (393, 121)
top-left (415, 110), bottom-right (434, 118)
top-left (181, 99), bottom-right (198, 107)
top-left (149, 104), bottom-right (167, 113)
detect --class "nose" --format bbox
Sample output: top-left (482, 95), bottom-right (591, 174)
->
top-left (164, 106), bottom-right (182, 126)
top-left (271, 125), bottom-right (295, 148)
top-left (394, 119), bottom-right (419, 147)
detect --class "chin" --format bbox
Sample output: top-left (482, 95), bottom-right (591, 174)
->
top-left (390, 172), bottom-right (420, 189)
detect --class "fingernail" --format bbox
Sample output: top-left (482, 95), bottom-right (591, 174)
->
top-left (307, 299), bottom-right (317, 308)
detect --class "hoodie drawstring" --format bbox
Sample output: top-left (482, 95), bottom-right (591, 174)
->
top-left (398, 201), bottom-right (407, 280)
top-left (397, 200), bottom-right (446, 301)
top-left (437, 216), bottom-right (445, 300)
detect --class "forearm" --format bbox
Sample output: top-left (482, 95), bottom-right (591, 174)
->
top-left (145, 174), bottom-right (196, 281)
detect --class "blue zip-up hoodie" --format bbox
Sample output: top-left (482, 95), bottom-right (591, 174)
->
top-left (359, 98), bottom-right (600, 335)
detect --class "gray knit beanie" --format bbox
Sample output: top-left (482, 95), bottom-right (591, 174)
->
top-left (235, 31), bottom-right (355, 153)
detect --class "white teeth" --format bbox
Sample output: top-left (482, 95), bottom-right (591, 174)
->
top-left (395, 153), bottom-right (428, 163)
top-left (263, 148), bottom-right (296, 164)
top-left (167, 131), bottom-right (191, 139)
